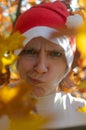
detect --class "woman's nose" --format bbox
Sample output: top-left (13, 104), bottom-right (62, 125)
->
top-left (34, 54), bottom-right (48, 74)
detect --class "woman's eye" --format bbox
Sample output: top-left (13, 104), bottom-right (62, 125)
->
top-left (50, 51), bottom-right (62, 57)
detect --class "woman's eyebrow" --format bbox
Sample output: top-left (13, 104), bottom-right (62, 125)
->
top-left (45, 48), bottom-right (65, 53)
top-left (22, 47), bottom-right (41, 53)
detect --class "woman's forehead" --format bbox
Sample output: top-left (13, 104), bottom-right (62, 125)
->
top-left (24, 36), bottom-right (64, 51)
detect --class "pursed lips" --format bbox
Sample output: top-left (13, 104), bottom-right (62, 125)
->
top-left (28, 77), bottom-right (44, 84)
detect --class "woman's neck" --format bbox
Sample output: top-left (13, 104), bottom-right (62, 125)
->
top-left (35, 93), bottom-right (58, 115)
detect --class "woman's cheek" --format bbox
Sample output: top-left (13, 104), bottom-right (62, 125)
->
top-left (18, 59), bottom-right (36, 75)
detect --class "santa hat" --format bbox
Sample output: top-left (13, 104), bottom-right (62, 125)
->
top-left (14, 1), bottom-right (82, 75)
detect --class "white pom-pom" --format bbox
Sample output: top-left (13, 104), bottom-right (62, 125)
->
top-left (66, 14), bottom-right (83, 28)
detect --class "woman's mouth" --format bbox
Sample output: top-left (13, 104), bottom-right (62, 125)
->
top-left (28, 77), bottom-right (45, 96)
top-left (29, 77), bottom-right (43, 84)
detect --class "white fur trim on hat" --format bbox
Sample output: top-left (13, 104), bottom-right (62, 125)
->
top-left (66, 14), bottom-right (83, 28)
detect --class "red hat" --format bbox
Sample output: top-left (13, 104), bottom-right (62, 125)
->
top-left (14, 1), bottom-right (76, 75)
top-left (14, 1), bottom-right (69, 33)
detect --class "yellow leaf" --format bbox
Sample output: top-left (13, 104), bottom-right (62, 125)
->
top-left (78, 0), bottom-right (86, 7)
top-left (76, 22), bottom-right (86, 57)
top-left (1, 53), bottom-right (17, 66)
top-left (78, 80), bottom-right (86, 89)
top-left (76, 32), bottom-right (86, 56)
top-left (10, 114), bottom-right (48, 130)
top-left (0, 84), bottom-right (19, 103)
top-left (77, 105), bottom-right (86, 113)
top-left (0, 80), bottom-right (32, 103)
top-left (0, 32), bottom-right (25, 57)
top-left (4, 32), bottom-right (26, 51)
top-left (0, 59), bottom-right (3, 71)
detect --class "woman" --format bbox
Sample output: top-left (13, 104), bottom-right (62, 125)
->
top-left (14, 1), bottom-right (86, 129)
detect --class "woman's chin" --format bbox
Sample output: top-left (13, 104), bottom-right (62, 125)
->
top-left (32, 87), bottom-right (46, 97)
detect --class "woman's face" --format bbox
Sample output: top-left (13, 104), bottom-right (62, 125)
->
top-left (17, 36), bottom-right (67, 97)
